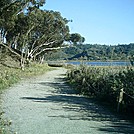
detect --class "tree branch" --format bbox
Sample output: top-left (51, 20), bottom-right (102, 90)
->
top-left (0, 42), bottom-right (21, 58)
top-left (30, 40), bottom-right (57, 56)
top-left (34, 45), bottom-right (69, 57)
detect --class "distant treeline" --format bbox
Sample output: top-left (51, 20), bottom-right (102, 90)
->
top-left (45, 43), bottom-right (134, 61)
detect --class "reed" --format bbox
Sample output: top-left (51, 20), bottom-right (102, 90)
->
top-left (67, 65), bottom-right (134, 114)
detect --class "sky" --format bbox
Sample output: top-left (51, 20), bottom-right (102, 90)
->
top-left (41, 0), bottom-right (134, 45)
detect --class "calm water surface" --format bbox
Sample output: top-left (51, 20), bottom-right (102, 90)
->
top-left (67, 61), bottom-right (130, 66)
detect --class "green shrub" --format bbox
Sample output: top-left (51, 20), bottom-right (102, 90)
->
top-left (0, 111), bottom-right (12, 134)
top-left (67, 65), bottom-right (134, 114)
top-left (0, 63), bottom-right (50, 91)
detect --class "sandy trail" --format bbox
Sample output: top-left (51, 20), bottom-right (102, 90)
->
top-left (1, 68), bottom-right (134, 134)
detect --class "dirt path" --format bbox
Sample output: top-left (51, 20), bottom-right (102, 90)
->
top-left (1, 68), bottom-right (134, 134)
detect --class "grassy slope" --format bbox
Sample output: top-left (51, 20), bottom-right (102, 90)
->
top-left (0, 63), bottom-right (52, 91)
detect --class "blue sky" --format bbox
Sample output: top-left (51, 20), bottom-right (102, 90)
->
top-left (41, 0), bottom-right (134, 45)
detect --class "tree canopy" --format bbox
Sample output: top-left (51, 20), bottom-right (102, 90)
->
top-left (69, 33), bottom-right (85, 45)
top-left (46, 43), bottom-right (134, 62)
top-left (0, 0), bottom-right (84, 69)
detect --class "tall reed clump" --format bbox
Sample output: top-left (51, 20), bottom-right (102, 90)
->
top-left (67, 65), bottom-right (134, 114)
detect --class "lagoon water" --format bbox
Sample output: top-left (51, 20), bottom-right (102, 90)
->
top-left (67, 61), bottom-right (130, 66)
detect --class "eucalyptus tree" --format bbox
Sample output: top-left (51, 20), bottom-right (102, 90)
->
top-left (1, 6), bottom-right (71, 68)
top-left (70, 33), bottom-right (85, 45)
top-left (0, 0), bottom-right (46, 43)
top-left (27, 10), bottom-right (70, 60)
top-left (0, 0), bottom-right (46, 69)
top-left (0, 0), bottom-right (84, 69)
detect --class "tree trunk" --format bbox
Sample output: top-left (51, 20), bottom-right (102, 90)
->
top-left (39, 56), bottom-right (44, 64)
top-left (20, 53), bottom-right (25, 70)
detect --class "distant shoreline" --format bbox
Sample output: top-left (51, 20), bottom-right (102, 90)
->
top-left (46, 60), bottom-right (131, 67)
top-left (65, 61), bottom-right (131, 66)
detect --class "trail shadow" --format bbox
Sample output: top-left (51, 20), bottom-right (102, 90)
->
top-left (39, 77), bottom-right (79, 95)
top-left (98, 122), bottom-right (134, 134)
top-left (21, 75), bottom-right (134, 134)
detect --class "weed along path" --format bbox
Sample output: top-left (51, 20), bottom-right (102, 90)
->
top-left (1, 68), bottom-right (134, 134)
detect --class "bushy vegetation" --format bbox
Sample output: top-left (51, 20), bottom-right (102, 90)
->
top-left (0, 0), bottom-right (85, 70)
top-left (0, 69), bottom-right (19, 91)
top-left (0, 111), bottom-right (12, 134)
top-left (0, 63), bottom-right (50, 91)
top-left (67, 65), bottom-right (134, 115)
top-left (47, 43), bottom-right (134, 62)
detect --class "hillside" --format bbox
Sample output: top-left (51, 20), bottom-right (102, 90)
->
top-left (45, 43), bottom-right (134, 61)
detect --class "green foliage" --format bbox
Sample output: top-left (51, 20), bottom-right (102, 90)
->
top-left (57, 43), bottom-right (134, 61)
top-left (0, 63), bottom-right (50, 91)
top-left (69, 33), bottom-right (85, 45)
top-left (67, 65), bottom-right (134, 114)
top-left (5, 8), bottom-right (70, 57)
top-left (129, 55), bottom-right (134, 66)
top-left (0, 68), bottom-right (19, 90)
top-left (0, 111), bottom-right (12, 134)
top-left (0, 0), bottom-right (77, 67)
